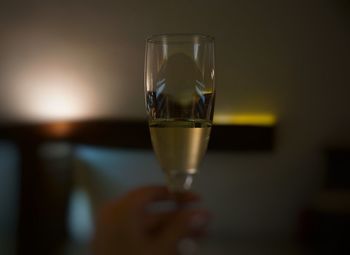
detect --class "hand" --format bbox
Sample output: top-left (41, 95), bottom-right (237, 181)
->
top-left (92, 186), bottom-right (210, 255)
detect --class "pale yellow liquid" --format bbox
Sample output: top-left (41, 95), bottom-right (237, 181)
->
top-left (149, 120), bottom-right (211, 175)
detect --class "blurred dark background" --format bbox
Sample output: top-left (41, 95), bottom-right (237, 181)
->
top-left (0, 0), bottom-right (349, 254)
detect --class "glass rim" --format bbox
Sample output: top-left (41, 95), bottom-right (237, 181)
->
top-left (146, 33), bottom-right (214, 44)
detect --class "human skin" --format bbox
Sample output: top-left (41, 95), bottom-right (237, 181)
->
top-left (92, 186), bottom-right (211, 255)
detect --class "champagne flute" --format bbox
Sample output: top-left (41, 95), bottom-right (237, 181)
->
top-left (144, 34), bottom-right (215, 192)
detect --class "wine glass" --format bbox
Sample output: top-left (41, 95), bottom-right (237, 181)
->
top-left (144, 34), bottom-right (215, 192)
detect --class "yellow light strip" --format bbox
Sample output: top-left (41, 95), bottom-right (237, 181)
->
top-left (214, 114), bottom-right (277, 126)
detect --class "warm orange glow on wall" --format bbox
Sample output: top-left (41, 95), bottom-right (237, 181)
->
top-left (214, 114), bottom-right (277, 126)
top-left (42, 122), bottom-right (74, 138)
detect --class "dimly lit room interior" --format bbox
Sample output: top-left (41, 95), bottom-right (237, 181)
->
top-left (0, 0), bottom-right (349, 254)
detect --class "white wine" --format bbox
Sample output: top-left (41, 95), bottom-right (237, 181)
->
top-left (149, 120), bottom-right (211, 176)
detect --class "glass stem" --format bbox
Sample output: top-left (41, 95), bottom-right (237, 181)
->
top-left (165, 172), bottom-right (195, 192)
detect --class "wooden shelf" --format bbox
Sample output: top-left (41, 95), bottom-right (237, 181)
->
top-left (0, 119), bottom-right (275, 151)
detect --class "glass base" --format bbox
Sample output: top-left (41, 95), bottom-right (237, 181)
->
top-left (166, 172), bottom-right (195, 192)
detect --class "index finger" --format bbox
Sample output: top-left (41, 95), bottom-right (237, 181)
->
top-left (122, 186), bottom-right (199, 209)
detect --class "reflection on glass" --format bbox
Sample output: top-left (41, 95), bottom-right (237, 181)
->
top-left (144, 34), bottom-right (216, 192)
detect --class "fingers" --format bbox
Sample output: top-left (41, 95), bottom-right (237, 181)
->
top-left (143, 191), bottom-right (201, 226)
top-left (94, 186), bottom-right (210, 255)
top-left (157, 209), bottom-right (211, 247)
top-left (129, 186), bottom-right (171, 204)
top-left (172, 192), bottom-right (200, 204)
top-left (144, 211), bottom-right (179, 233)
top-left (121, 186), bottom-right (200, 210)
